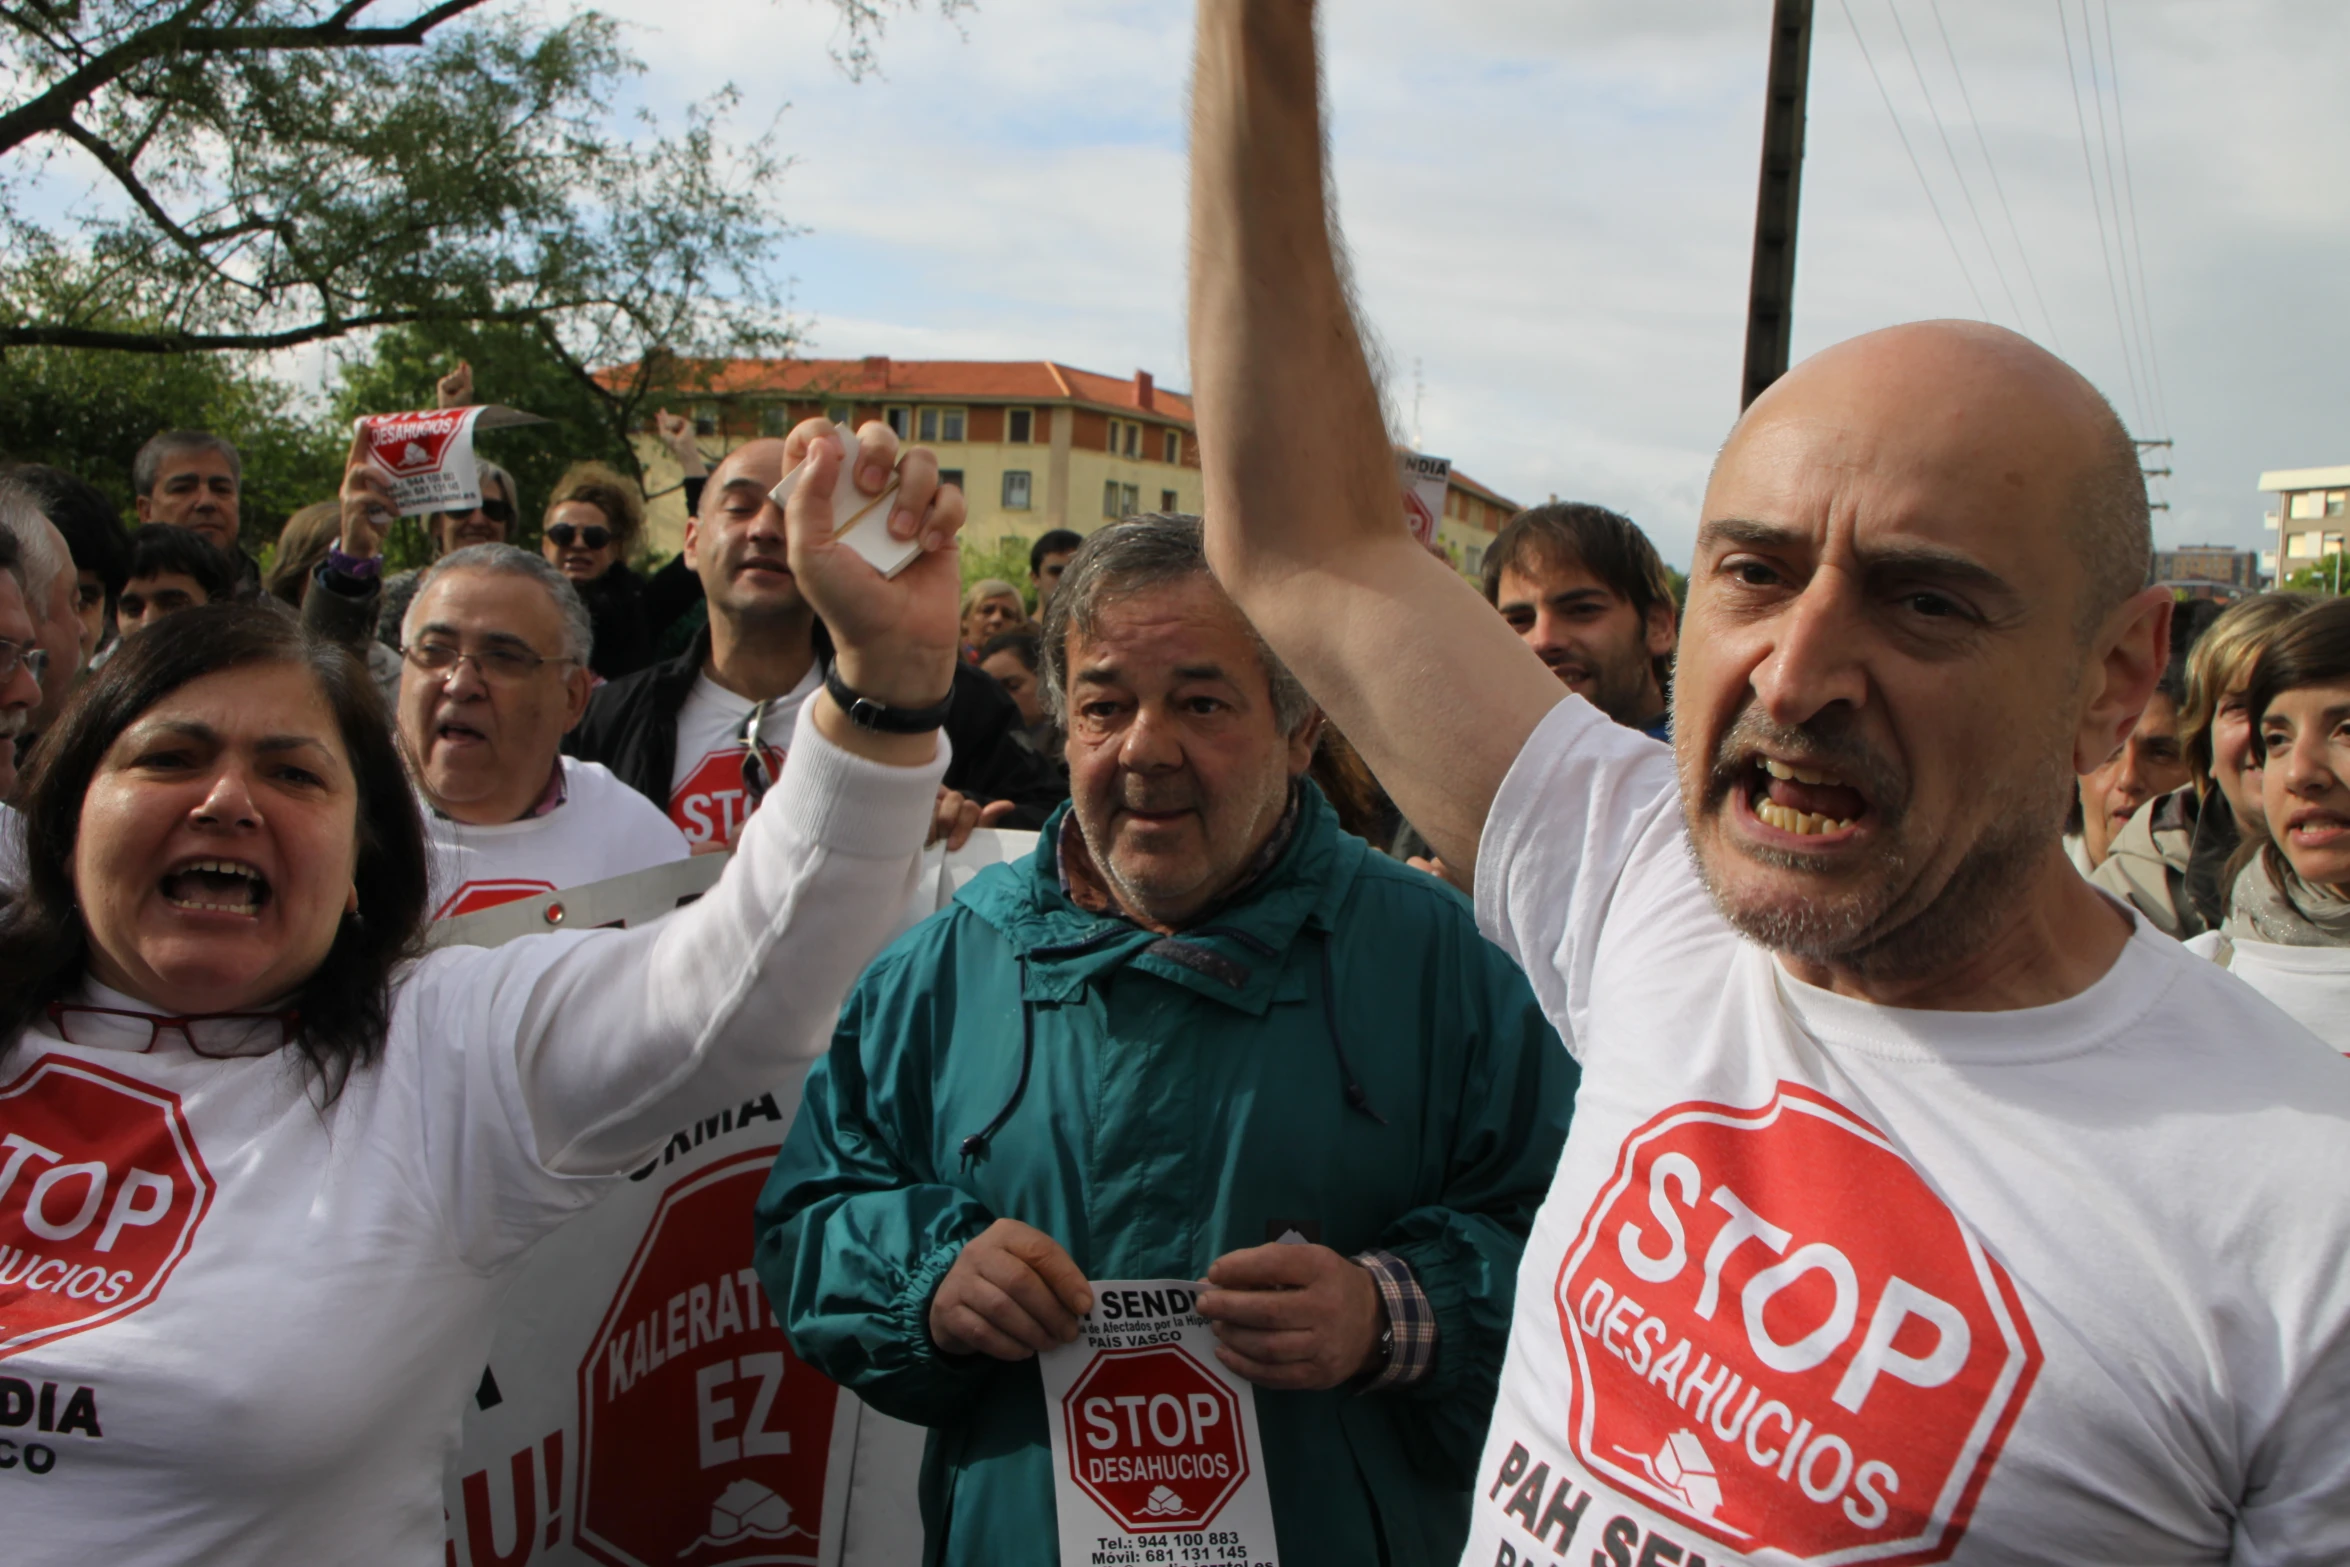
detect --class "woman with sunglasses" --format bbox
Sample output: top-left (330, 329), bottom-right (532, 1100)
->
top-left (540, 461), bottom-right (652, 680)
top-left (2187, 596), bottom-right (2350, 1051)
top-left (0, 420), bottom-right (964, 1563)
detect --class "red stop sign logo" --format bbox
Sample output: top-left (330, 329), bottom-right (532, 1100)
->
top-left (0, 1058), bottom-right (213, 1360)
top-left (1554, 1082), bottom-right (2040, 1565)
top-left (668, 746), bottom-right (780, 846)
top-left (359, 410), bottom-right (467, 476)
top-left (1064, 1344), bottom-right (1249, 1532)
top-left (575, 1148), bottom-right (840, 1567)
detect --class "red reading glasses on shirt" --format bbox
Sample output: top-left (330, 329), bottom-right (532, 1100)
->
top-left (46, 1003), bottom-right (301, 1058)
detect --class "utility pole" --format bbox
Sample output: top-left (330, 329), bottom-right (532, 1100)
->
top-left (1741, 0), bottom-right (1816, 409)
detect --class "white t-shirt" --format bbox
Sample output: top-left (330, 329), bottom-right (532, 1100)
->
top-left (1465, 697), bottom-right (2350, 1567)
top-left (0, 705), bottom-right (947, 1565)
top-left (667, 666), bottom-right (821, 847)
top-left (2185, 930), bottom-right (2350, 1054)
top-left (425, 757), bottom-right (691, 920)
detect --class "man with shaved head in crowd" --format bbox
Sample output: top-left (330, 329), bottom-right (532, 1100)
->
top-left (1185, 4), bottom-right (2350, 1561)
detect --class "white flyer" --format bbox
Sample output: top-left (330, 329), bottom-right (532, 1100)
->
top-left (353, 403), bottom-right (547, 517)
top-left (1037, 1280), bottom-right (1281, 1567)
top-left (769, 421), bottom-right (916, 578)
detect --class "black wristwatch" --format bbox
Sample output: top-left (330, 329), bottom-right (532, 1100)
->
top-left (824, 663), bottom-right (954, 734)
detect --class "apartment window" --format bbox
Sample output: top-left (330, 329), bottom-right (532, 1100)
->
top-left (2332, 491), bottom-right (2348, 518)
top-left (1163, 430), bottom-right (1181, 464)
top-left (2291, 491), bottom-right (2323, 520)
top-left (1008, 408), bottom-right (1034, 444)
top-left (1004, 470), bottom-right (1033, 510)
top-left (693, 402), bottom-right (720, 437)
top-left (1160, 489), bottom-right (1178, 513)
top-left (938, 469), bottom-right (964, 494)
top-left (940, 408), bottom-right (967, 443)
top-left (758, 404), bottom-right (790, 438)
top-left (1103, 480), bottom-right (1122, 518)
top-left (1105, 418), bottom-right (1123, 455)
top-left (1123, 423), bottom-right (1140, 459)
top-left (885, 405), bottom-right (911, 439)
top-left (825, 401), bottom-right (850, 425)
top-left (917, 407), bottom-right (939, 442)
top-left (1122, 483), bottom-right (1139, 515)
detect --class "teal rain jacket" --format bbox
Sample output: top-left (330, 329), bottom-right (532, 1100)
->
top-left (754, 787), bottom-right (1575, 1565)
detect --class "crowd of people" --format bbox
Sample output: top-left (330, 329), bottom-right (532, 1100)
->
top-left (2, 5), bottom-right (2348, 1564)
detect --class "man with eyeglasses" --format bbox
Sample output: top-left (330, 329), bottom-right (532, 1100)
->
top-left (391, 541), bottom-right (688, 920)
top-left (0, 478), bottom-right (84, 756)
top-left (0, 526), bottom-right (46, 804)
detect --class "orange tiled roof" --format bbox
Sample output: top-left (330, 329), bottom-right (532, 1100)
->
top-left (635, 356), bottom-right (1198, 423)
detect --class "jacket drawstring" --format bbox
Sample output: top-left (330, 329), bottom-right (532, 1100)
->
top-left (961, 929), bottom-right (1126, 1168)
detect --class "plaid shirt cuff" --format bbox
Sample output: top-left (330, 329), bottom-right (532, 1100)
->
top-left (1354, 1249), bottom-right (1436, 1391)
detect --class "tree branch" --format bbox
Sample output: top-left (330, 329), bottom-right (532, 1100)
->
top-left (0, 300), bottom-right (604, 354)
top-left (0, 0), bottom-right (495, 158)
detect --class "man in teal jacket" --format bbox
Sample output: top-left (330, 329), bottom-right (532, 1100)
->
top-left (755, 514), bottom-right (1574, 1564)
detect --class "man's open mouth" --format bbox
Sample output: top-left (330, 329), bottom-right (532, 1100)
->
top-left (1746, 756), bottom-right (1870, 838)
top-left (437, 718), bottom-right (488, 745)
top-left (161, 858), bottom-right (271, 916)
top-left (736, 556), bottom-right (791, 579)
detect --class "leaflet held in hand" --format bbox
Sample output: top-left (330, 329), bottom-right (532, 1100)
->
top-left (769, 421), bottom-right (918, 579)
top-left (1037, 1279), bottom-right (1280, 1567)
top-left (353, 404), bottom-right (547, 517)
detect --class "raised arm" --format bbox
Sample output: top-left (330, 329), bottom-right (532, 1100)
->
top-left (419, 418), bottom-right (967, 1180)
top-left (1188, 0), bottom-right (1561, 884)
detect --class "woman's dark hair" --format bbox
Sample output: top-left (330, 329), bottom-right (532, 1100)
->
top-left (978, 626), bottom-right (1041, 673)
top-left (2244, 597), bottom-right (2350, 766)
top-left (0, 605), bottom-right (430, 1101)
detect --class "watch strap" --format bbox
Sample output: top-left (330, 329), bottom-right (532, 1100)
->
top-left (824, 663), bottom-right (954, 734)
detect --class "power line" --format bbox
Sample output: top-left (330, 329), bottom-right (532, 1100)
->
top-left (2082, 0), bottom-right (2159, 435)
top-left (2056, 0), bottom-right (2148, 433)
top-left (1883, 0), bottom-right (2026, 333)
top-left (2100, 0), bottom-right (2171, 440)
top-left (1836, 0), bottom-right (1991, 322)
top-left (1927, 0), bottom-right (2065, 353)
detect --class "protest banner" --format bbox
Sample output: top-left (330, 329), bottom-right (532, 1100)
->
top-left (1039, 1281), bottom-right (1281, 1567)
top-left (1398, 450), bottom-right (1451, 548)
top-left (438, 834), bottom-right (1036, 1567)
top-left (354, 404), bottom-right (549, 517)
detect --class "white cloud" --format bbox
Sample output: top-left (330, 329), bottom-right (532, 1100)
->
top-left (602, 0), bottom-right (2350, 566)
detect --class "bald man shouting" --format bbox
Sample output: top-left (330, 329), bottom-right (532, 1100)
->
top-left (1186, 6), bottom-right (2350, 1564)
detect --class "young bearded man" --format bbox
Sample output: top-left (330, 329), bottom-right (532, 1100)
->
top-left (1185, 6), bottom-right (2350, 1563)
top-left (1485, 502), bottom-right (1679, 739)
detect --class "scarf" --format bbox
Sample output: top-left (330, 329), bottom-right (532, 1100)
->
top-left (2224, 850), bottom-right (2350, 949)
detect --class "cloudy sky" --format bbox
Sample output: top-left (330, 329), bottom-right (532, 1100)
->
top-left (598, 0), bottom-right (2347, 570)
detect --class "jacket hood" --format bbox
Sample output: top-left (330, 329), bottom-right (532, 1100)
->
top-left (954, 781), bottom-right (1366, 1018)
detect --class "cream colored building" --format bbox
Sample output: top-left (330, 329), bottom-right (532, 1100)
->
top-left (628, 356), bottom-right (1518, 572)
top-left (2259, 464), bottom-right (2350, 586)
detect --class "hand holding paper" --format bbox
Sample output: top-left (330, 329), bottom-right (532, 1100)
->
top-left (337, 430), bottom-right (398, 561)
top-left (930, 1218), bottom-right (1092, 1360)
top-left (1197, 1242), bottom-right (1385, 1391)
top-left (777, 416), bottom-right (964, 715)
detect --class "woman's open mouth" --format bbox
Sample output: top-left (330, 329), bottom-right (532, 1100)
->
top-left (1743, 755), bottom-right (1871, 840)
top-left (160, 858), bottom-right (272, 916)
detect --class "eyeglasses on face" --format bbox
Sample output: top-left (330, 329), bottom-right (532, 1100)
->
top-left (0, 639), bottom-right (51, 684)
top-left (47, 1002), bottom-right (300, 1057)
top-left (400, 639), bottom-right (575, 682)
top-left (443, 498), bottom-right (516, 526)
top-left (545, 522), bottom-right (612, 551)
